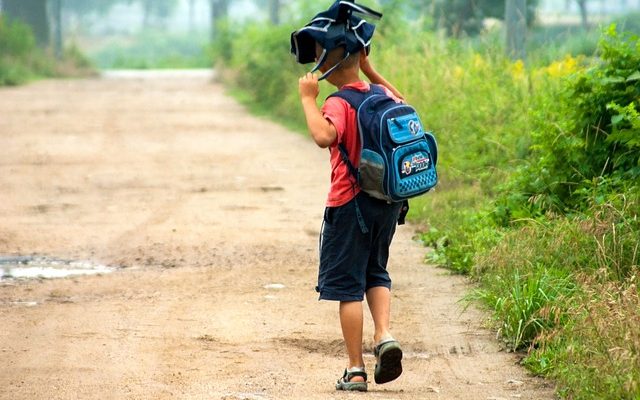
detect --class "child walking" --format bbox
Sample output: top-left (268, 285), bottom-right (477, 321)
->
top-left (292, 1), bottom-right (406, 392)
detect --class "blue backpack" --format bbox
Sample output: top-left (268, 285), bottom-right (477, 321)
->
top-left (330, 84), bottom-right (438, 204)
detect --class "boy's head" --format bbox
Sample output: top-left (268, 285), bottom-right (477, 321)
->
top-left (290, 1), bottom-right (381, 80)
top-left (314, 43), bottom-right (361, 75)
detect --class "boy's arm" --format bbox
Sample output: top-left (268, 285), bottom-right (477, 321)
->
top-left (359, 53), bottom-right (405, 101)
top-left (299, 72), bottom-right (337, 148)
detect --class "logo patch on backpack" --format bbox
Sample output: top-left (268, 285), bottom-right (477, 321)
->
top-left (408, 119), bottom-right (421, 136)
top-left (401, 153), bottom-right (430, 177)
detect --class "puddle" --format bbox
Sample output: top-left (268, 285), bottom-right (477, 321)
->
top-left (263, 283), bottom-right (285, 290)
top-left (0, 256), bottom-right (114, 281)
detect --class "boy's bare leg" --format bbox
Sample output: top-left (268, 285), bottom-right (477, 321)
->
top-left (366, 286), bottom-right (394, 344)
top-left (339, 301), bottom-right (366, 382)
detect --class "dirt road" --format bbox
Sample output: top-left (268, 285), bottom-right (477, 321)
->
top-left (0, 72), bottom-right (554, 399)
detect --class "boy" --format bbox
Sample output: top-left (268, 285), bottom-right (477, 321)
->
top-left (297, 19), bottom-right (406, 393)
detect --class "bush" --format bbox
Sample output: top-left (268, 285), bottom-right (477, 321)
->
top-left (216, 22), bottom-right (313, 131)
top-left (0, 15), bottom-right (95, 85)
top-left (497, 26), bottom-right (640, 219)
top-left (0, 16), bottom-right (39, 85)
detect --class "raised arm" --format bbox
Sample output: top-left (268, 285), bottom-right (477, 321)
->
top-left (359, 53), bottom-right (405, 101)
top-left (298, 72), bottom-right (337, 148)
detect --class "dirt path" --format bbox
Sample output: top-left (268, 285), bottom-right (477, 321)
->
top-left (0, 72), bottom-right (555, 400)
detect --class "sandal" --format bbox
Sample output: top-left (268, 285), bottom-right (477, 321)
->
top-left (374, 339), bottom-right (403, 384)
top-left (335, 367), bottom-right (368, 392)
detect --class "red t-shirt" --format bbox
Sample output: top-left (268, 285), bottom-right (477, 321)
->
top-left (321, 81), bottom-right (400, 207)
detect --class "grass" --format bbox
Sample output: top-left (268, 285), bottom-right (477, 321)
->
top-left (469, 267), bottom-right (576, 351)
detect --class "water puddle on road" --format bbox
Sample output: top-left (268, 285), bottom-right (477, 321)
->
top-left (0, 256), bottom-right (114, 282)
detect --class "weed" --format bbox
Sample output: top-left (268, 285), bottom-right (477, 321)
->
top-left (470, 266), bottom-right (576, 351)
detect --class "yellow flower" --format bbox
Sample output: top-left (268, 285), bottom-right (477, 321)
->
top-left (473, 53), bottom-right (486, 70)
top-left (453, 65), bottom-right (465, 79)
top-left (510, 59), bottom-right (526, 81)
top-left (544, 55), bottom-right (580, 78)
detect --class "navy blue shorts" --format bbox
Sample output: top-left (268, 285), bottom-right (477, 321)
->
top-left (316, 192), bottom-right (403, 302)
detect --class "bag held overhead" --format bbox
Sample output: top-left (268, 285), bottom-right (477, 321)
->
top-left (290, 1), bottom-right (382, 80)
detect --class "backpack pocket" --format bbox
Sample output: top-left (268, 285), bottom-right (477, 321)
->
top-left (385, 110), bottom-right (424, 144)
top-left (359, 149), bottom-right (387, 200)
top-left (389, 139), bottom-right (437, 201)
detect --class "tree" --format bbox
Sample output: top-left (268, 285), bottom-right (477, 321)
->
top-left (188, 0), bottom-right (196, 32)
top-left (253, 0), bottom-right (281, 26)
top-left (576, 0), bottom-right (588, 30)
top-left (433, 0), bottom-right (484, 37)
top-left (51, 0), bottom-right (62, 58)
top-left (140, 0), bottom-right (178, 29)
top-left (268, 0), bottom-right (280, 25)
top-left (210, 0), bottom-right (228, 40)
top-left (430, 0), bottom-right (538, 38)
top-left (2, 0), bottom-right (49, 47)
top-left (505, 0), bottom-right (527, 60)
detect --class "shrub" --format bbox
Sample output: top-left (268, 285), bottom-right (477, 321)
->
top-left (497, 25), bottom-right (640, 219)
top-left (0, 15), bottom-right (95, 85)
top-left (0, 16), bottom-right (39, 85)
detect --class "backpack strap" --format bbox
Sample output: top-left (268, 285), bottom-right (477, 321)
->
top-left (328, 83), bottom-right (386, 110)
top-left (326, 84), bottom-right (388, 235)
top-left (337, 141), bottom-right (368, 234)
top-left (328, 83), bottom-right (387, 183)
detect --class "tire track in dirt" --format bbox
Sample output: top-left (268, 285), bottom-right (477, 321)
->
top-left (0, 71), bottom-right (554, 399)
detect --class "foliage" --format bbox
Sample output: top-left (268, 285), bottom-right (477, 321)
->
top-left (0, 15), bottom-right (45, 85)
top-left (2, 0), bottom-right (50, 46)
top-left (214, 21), bottom-right (314, 130)
top-left (470, 267), bottom-right (576, 350)
top-left (0, 15), bottom-right (95, 86)
top-left (430, 0), bottom-right (538, 37)
top-left (495, 26), bottom-right (640, 220)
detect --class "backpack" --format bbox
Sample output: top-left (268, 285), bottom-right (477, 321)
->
top-left (330, 84), bottom-right (438, 204)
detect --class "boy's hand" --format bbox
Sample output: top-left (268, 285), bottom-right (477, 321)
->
top-left (299, 72), bottom-right (320, 100)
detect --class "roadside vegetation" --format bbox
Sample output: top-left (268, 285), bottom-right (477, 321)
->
top-left (213, 8), bottom-right (640, 400)
top-left (0, 16), bottom-right (94, 86)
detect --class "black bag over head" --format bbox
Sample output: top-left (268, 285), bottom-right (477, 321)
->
top-left (290, 1), bottom-right (382, 80)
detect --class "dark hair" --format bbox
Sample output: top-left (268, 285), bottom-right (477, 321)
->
top-left (318, 44), bottom-right (360, 71)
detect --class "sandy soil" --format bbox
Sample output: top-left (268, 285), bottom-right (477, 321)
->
top-left (0, 72), bottom-right (555, 400)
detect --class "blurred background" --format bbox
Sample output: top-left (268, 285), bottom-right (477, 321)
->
top-left (2, 2), bottom-right (640, 399)
top-left (1, 0), bottom-right (640, 73)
